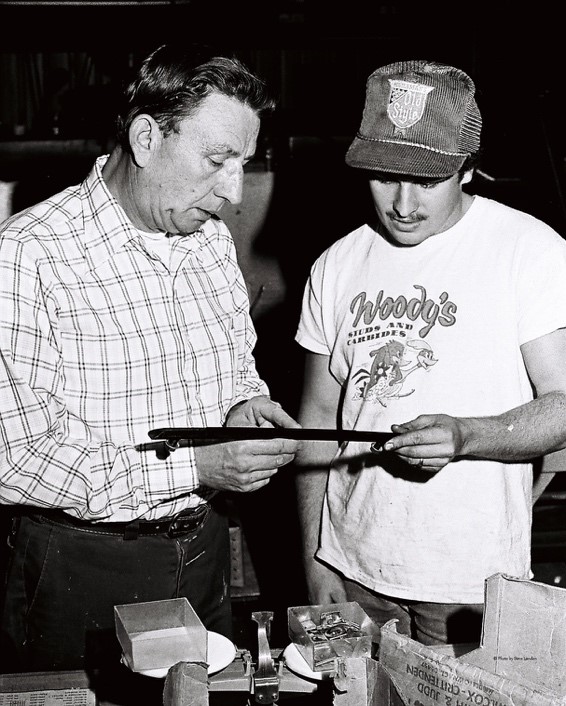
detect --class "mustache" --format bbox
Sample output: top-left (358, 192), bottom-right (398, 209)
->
top-left (387, 212), bottom-right (427, 223)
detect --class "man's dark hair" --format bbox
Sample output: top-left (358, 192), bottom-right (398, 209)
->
top-left (361, 150), bottom-right (482, 187)
top-left (116, 44), bottom-right (276, 151)
top-left (458, 152), bottom-right (481, 179)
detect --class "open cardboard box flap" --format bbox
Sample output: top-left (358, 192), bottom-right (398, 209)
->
top-left (379, 573), bottom-right (566, 706)
top-left (465, 573), bottom-right (566, 691)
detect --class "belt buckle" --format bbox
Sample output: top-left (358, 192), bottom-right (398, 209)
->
top-left (167, 506), bottom-right (207, 538)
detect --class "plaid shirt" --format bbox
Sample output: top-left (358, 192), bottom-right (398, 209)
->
top-left (0, 155), bottom-right (268, 521)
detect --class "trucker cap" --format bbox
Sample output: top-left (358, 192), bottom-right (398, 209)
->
top-left (345, 59), bottom-right (482, 178)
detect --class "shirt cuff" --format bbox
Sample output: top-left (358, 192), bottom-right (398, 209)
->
top-left (140, 442), bottom-right (199, 503)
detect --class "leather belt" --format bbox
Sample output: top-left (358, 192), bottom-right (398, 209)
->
top-left (31, 504), bottom-right (211, 540)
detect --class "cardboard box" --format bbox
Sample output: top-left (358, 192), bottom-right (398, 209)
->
top-left (379, 573), bottom-right (566, 705)
top-left (0, 671), bottom-right (96, 706)
top-left (288, 601), bottom-right (380, 673)
top-left (115, 597), bottom-right (207, 673)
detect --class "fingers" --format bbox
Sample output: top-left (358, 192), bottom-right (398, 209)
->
top-left (391, 414), bottom-right (437, 434)
top-left (238, 474), bottom-right (274, 493)
top-left (228, 396), bottom-right (302, 429)
top-left (387, 441), bottom-right (449, 469)
top-left (385, 423), bottom-right (442, 452)
top-left (383, 416), bottom-right (459, 469)
top-left (235, 451), bottom-right (297, 491)
top-left (216, 466), bottom-right (280, 493)
top-left (221, 440), bottom-right (299, 492)
top-left (374, 429), bottom-right (450, 472)
top-left (249, 450), bottom-right (296, 472)
top-left (402, 455), bottom-right (447, 473)
top-left (261, 402), bottom-right (301, 429)
top-left (250, 438), bottom-right (301, 458)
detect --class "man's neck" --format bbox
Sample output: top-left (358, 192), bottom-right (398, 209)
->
top-left (101, 146), bottom-right (150, 232)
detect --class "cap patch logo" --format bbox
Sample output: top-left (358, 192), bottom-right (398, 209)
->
top-left (387, 79), bottom-right (434, 131)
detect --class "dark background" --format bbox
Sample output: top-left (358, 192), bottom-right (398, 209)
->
top-left (1, 0), bottom-right (566, 648)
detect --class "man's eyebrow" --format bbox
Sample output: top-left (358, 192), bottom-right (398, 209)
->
top-left (206, 143), bottom-right (256, 162)
top-left (206, 143), bottom-right (238, 155)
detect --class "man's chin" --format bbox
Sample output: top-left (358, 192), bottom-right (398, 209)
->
top-left (173, 219), bottom-right (211, 236)
top-left (381, 220), bottom-right (433, 246)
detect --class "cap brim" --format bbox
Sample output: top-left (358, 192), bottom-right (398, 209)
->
top-left (345, 137), bottom-right (466, 179)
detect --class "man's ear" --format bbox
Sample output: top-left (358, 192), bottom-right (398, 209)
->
top-left (129, 114), bottom-right (161, 167)
top-left (460, 169), bottom-right (474, 186)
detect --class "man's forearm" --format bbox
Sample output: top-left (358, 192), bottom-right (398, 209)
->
top-left (295, 440), bottom-right (336, 562)
top-left (295, 467), bottom-right (328, 564)
top-left (460, 392), bottom-right (566, 461)
top-left (385, 392), bottom-right (566, 474)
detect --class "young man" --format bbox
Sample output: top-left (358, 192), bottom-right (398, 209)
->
top-left (0, 44), bottom-right (301, 673)
top-left (295, 59), bottom-right (566, 646)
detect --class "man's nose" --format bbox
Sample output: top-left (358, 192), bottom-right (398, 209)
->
top-left (216, 165), bottom-right (244, 205)
top-left (392, 183), bottom-right (418, 217)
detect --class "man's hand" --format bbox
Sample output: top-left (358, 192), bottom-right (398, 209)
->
top-left (226, 395), bottom-right (302, 429)
top-left (195, 396), bottom-right (302, 492)
top-left (305, 560), bottom-right (347, 605)
top-left (380, 413), bottom-right (468, 473)
top-left (194, 437), bottom-right (300, 492)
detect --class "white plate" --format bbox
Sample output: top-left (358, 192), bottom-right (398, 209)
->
top-left (282, 643), bottom-right (332, 681)
top-left (136, 631), bottom-right (236, 679)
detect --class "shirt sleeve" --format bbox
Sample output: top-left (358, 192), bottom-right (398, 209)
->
top-left (219, 224), bottom-right (270, 408)
top-left (295, 249), bottom-right (333, 355)
top-left (0, 234), bottom-right (200, 522)
top-left (516, 225), bottom-right (566, 345)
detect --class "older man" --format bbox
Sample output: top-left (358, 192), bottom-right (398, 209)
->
top-left (0, 44), bottom-right (300, 673)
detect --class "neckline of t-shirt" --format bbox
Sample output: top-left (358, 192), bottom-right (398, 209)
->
top-left (376, 194), bottom-right (484, 252)
top-left (137, 229), bottom-right (169, 240)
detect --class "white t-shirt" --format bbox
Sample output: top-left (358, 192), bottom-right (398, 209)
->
top-left (296, 196), bottom-right (566, 603)
top-left (137, 229), bottom-right (177, 268)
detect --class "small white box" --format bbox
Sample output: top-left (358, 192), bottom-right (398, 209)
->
top-left (114, 597), bottom-right (207, 673)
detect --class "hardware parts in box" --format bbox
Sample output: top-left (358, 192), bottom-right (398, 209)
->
top-left (287, 601), bottom-right (379, 675)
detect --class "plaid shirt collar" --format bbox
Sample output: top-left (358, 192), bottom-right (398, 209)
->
top-left (81, 154), bottom-right (140, 273)
top-left (81, 154), bottom-right (209, 273)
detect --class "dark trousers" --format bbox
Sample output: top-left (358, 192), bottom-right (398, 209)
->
top-left (344, 576), bottom-right (484, 646)
top-left (0, 504), bottom-right (232, 676)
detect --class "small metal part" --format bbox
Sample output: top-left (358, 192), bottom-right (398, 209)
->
top-left (252, 611), bottom-right (279, 704)
top-left (155, 438), bottom-right (181, 460)
top-left (324, 624), bottom-right (348, 640)
top-left (302, 611), bottom-right (362, 643)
